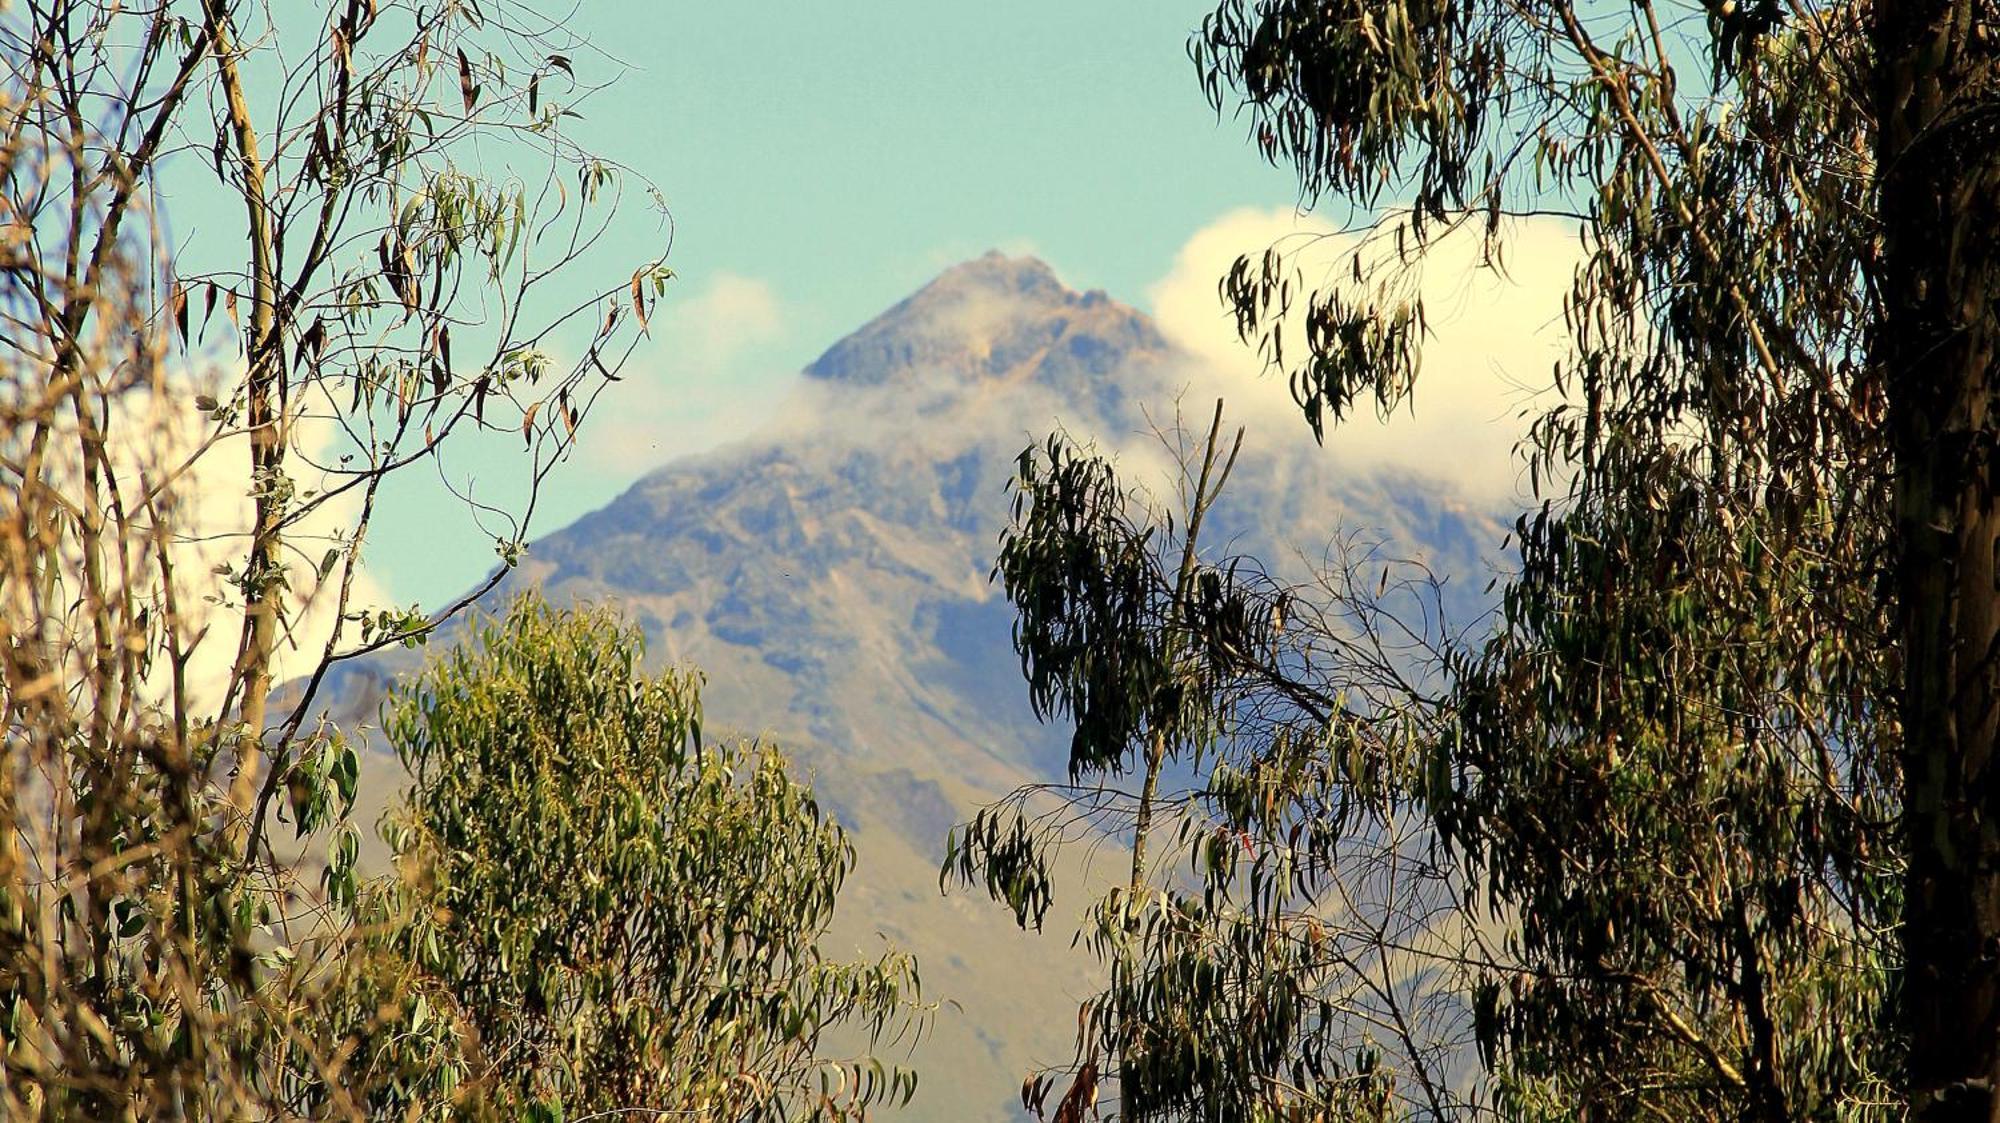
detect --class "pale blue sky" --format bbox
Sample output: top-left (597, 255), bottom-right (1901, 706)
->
top-left (568, 1), bottom-right (1303, 332)
top-left (361, 1), bottom-right (1320, 608)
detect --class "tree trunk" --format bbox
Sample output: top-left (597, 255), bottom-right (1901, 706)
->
top-left (1877, 3), bottom-right (2000, 1118)
top-left (203, 0), bottom-right (285, 826)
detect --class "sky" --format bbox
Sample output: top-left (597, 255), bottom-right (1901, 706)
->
top-left (359, 0), bottom-right (1575, 609)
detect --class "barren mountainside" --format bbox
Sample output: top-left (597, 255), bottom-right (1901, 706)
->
top-left (324, 252), bottom-right (1506, 1119)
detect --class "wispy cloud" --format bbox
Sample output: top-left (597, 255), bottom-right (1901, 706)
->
top-left (89, 364), bottom-right (395, 712)
top-left (584, 271), bottom-right (798, 473)
top-left (1147, 206), bottom-right (1580, 504)
top-left (575, 217), bottom-right (1581, 512)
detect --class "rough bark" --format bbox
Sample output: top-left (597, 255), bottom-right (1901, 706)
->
top-left (1877, 2), bottom-right (2000, 1117)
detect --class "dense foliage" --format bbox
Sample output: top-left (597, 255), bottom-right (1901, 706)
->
top-left (1188, 0), bottom-right (1941, 1114)
top-left (354, 597), bottom-right (924, 1119)
top-left (952, 1), bottom-right (1998, 1119)
top-left (0, 1), bottom-right (699, 1117)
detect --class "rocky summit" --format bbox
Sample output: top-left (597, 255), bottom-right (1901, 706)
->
top-left (322, 253), bottom-right (1505, 1120)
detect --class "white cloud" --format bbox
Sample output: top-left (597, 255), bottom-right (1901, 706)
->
top-left (585, 272), bottom-right (797, 472)
top-left (669, 272), bottom-right (784, 365)
top-left (1147, 206), bottom-right (1581, 504)
top-left (28, 360), bottom-right (397, 720)
top-left (152, 378), bottom-right (394, 714)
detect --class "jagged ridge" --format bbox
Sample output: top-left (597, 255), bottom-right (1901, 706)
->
top-left (803, 251), bottom-right (1169, 387)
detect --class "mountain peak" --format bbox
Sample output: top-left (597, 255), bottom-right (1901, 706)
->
top-left (925, 250), bottom-right (1065, 298)
top-left (803, 252), bottom-right (1166, 387)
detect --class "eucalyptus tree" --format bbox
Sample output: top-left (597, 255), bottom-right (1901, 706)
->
top-left (1180, 0), bottom-right (1980, 1117)
top-left (948, 405), bottom-right (1479, 1121)
top-left (359, 596), bottom-right (925, 1121)
top-left (956, 1), bottom-right (1972, 1118)
top-left (0, 0), bottom-right (665, 1113)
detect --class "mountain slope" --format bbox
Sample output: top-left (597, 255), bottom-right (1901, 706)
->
top-left (329, 253), bottom-right (1507, 1119)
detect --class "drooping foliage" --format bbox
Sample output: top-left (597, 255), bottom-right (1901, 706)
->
top-left (1443, 452), bottom-right (1899, 1118)
top-left (952, 1), bottom-right (1954, 1118)
top-left (363, 596), bottom-right (925, 1120)
top-left (997, 433), bottom-right (1234, 781)
top-left (952, 409), bottom-right (1480, 1121)
top-left (1182, 0), bottom-right (1913, 1117)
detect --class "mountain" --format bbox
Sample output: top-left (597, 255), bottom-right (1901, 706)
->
top-left (323, 252), bottom-right (1507, 1119)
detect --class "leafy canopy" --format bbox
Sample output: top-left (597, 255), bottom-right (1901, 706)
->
top-left (363, 595), bottom-right (927, 1120)
top-left (955, 2), bottom-right (1911, 1119)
